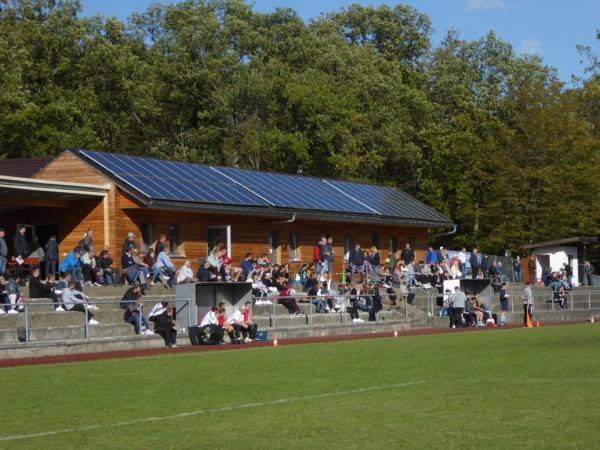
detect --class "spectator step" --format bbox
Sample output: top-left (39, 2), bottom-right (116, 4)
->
top-left (0, 323), bottom-right (135, 344)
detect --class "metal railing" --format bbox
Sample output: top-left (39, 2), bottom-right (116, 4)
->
top-left (252, 291), bottom-right (424, 328)
top-left (9, 299), bottom-right (192, 343)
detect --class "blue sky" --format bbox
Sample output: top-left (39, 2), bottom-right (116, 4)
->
top-left (82, 0), bottom-right (600, 83)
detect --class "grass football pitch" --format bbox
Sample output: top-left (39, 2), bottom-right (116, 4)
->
top-left (1, 324), bottom-right (599, 449)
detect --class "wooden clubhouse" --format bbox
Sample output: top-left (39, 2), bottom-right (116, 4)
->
top-left (0, 149), bottom-right (453, 275)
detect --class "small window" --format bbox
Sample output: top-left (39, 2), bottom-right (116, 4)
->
top-left (289, 232), bottom-right (299, 261)
top-left (168, 224), bottom-right (180, 255)
top-left (390, 237), bottom-right (398, 253)
top-left (140, 223), bottom-right (153, 253)
top-left (371, 233), bottom-right (380, 249)
top-left (268, 232), bottom-right (280, 264)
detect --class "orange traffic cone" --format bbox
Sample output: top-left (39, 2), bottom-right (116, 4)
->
top-left (526, 313), bottom-right (533, 328)
top-left (535, 320), bottom-right (541, 328)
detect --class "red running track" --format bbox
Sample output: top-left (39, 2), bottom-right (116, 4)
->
top-left (0, 321), bottom-right (585, 369)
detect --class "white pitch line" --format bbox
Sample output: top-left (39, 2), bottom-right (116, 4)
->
top-left (0, 380), bottom-right (427, 442)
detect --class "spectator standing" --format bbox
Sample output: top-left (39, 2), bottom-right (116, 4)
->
top-left (458, 248), bottom-right (467, 279)
top-left (369, 246), bottom-right (380, 282)
top-left (438, 246), bottom-right (448, 264)
top-left (122, 232), bottom-right (136, 255)
top-left (13, 226), bottom-right (29, 280)
top-left (44, 235), bottom-right (58, 280)
top-left (312, 237), bottom-right (324, 276)
top-left (499, 282), bottom-right (509, 325)
top-left (324, 236), bottom-right (334, 276)
top-left (349, 244), bottom-right (364, 283)
top-left (0, 228), bottom-right (7, 274)
top-left (240, 253), bottom-right (254, 281)
top-left (522, 282), bottom-right (533, 327)
top-left (400, 243), bottom-right (414, 265)
top-left (583, 261), bottom-right (594, 286)
top-left (425, 246), bottom-right (438, 266)
top-left (469, 248), bottom-right (481, 280)
top-left (513, 256), bottom-right (522, 283)
top-left (78, 229), bottom-right (94, 253)
top-left (450, 286), bottom-right (466, 328)
top-left (154, 234), bottom-right (167, 256)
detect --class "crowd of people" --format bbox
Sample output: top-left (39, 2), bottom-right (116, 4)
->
top-left (1, 226), bottom-right (597, 339)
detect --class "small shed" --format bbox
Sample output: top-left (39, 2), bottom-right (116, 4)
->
top-left (522, 237), bottom-right (597, 286)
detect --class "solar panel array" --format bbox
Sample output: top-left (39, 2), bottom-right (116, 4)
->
top-left (78, 150), bottom-right (451, 223)
top-left (326, 180), bottom-right (450, 223)
top-left (213, 166), bottom-right (378, 215)
top-left (79, 150), bottom-right (269, 207)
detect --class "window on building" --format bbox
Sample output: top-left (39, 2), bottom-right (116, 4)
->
top-left (269, 232), bottom-right (280, 264)
top-left (140, 223), bottom-right (153, 253)
top-left (390, 236), bottom-right (398, 253)
top-left (343, 235), bottom-right (352, 259)
top-left (371, 233), bottom-right (380, 249)
top-left (168, 224), bottom-right (180, 255)
top-left (207, 225), bottom-right (231, 257)
top-left (289, 232), bottom-right (299, 261)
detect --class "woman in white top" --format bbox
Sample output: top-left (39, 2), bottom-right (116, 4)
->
top-left (177, 260), bottom-right (194, 284)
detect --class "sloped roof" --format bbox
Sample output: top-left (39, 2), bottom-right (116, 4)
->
top-left (73, 149), bottom-right (454, 228)
top-left (0, 158), bottom-right (50, 178)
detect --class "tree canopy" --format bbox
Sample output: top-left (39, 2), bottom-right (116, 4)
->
top-left (0, 0), bottom-right (598, 254)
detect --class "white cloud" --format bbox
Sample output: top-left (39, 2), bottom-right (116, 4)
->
top-left (519, 37), bottom-right (543, 55)
top-left (465, 0), bottom-right (508, 11)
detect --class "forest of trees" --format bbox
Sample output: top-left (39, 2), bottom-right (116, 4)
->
top-left (1, 0), bottom-right (599, 254)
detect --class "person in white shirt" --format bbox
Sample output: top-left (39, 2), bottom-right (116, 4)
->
top-left (227, 307), bottom-right (249, 343)
top-left (458, 248), bottom-right (467, 279)
top-left (189, 306), bottom-right (223, 345)
top-left (177, 260), bottom-right (194, 284)
top-left (62, 281), bottom-right (99, 325)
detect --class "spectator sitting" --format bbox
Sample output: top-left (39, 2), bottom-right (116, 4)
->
top-left (81, 250), bottom-right (103, 286)
top-left (241, 301), bottom-right (258, 340)
top-left (0, 273), bottom-right (23, 314)
top-left (240, 253), bottom-right (254, 280)
top-left (98, 248), bottom-right (120, 285)
top-left (227, 305), bottom-right (250, 343)
top-left (317, 281), bottom-right (337, 312)
top-left (120, 283), bottom-right (152, 334)
top-left (148, 301), bottom-right (178, 347)
top-left (29, 266), bottom-right (63, 312)
top-left (190, 306), bottom-right (224, 344)
top-left (276, 276), bottom-right (303, 315)
top-left (307, 283), bottom-right (327, 313)
top-left (217, 302), bottom-right (239, 343)
top-left (196, 259), bottom-right (216, 282)
top-left (62, 280), bottom-right (99, 324)
top-left (177, 260), bottom-right (194, 284)
top-left (154, 248), bottom-right (175, 287)
top-left (44, 235), bottom-right (58, 281)
top-left (131, 248), bottom-right (150, 279)
top-left (143, 248), bottom-right (160, 286)
top-left (121, 246), bottom-right (148, 290)
top-left (555, 285), bottom-right (568, 310)
top-left (471, 295), bottom-right (485, 327)
top-left (59, 249), bottom-right (83, 282)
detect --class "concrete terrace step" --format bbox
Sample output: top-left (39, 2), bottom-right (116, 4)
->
top-left (0, 323), bottom-right (136, 344)
top-left (0, 334), bottom-right (169, 360)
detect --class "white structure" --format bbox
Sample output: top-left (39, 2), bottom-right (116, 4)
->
top-left (522, 237), bottom-right (597, 287)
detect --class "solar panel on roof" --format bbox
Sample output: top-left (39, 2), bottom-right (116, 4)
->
top-left (213, 166), bottom-right (379, 215)
top-left (79, 150), bottom-right (269, 207)
top-left (325, 180), bottom-right (450, 223)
